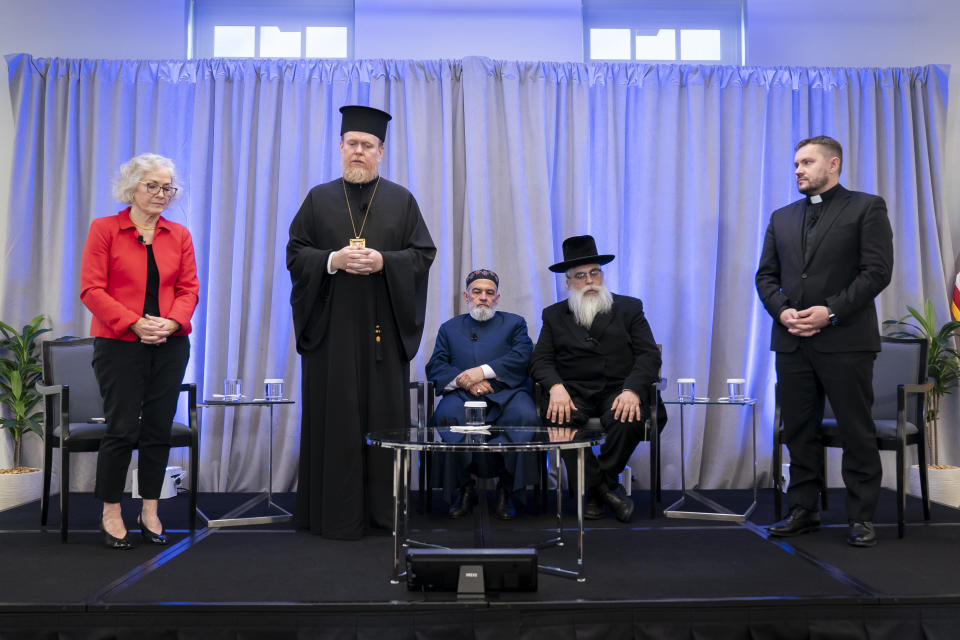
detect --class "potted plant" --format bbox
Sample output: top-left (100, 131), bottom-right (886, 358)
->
top-left (0, 315), bottom-right (50, 511)
top-left (883, 299), bottom-right (960, 505)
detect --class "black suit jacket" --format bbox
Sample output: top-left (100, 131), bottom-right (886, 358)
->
top-left (530, 294), bottom-right (661, 399)
top-left (755, 185), bottom-right (893, 353)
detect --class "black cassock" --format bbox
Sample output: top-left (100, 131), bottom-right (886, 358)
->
top-left (287, 177), bottom-right (435, 539)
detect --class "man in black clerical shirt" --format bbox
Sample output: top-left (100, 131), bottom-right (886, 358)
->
top-left (287, 106), bottom-right (435, 540)
top-left (756, 135), bottom-right (893, 547)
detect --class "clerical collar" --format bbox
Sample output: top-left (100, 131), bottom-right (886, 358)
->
top-left (807, 183), bottom-right (841, 205)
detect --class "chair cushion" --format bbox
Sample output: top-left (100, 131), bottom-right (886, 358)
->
top-left (821, 418), bottom-right (919, 440)
top-left (54, 422), bottom-right (108, 440)
top-left (170, 422), bottom-right (194, 445)
top-left (53, 422), bottom-right (193, 443)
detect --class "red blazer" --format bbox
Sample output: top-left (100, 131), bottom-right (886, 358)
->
top-left (80, 207), bottom-right (199, 341)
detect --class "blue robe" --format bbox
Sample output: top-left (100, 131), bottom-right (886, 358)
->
top-left (425, 312), bottom-right (540, 500)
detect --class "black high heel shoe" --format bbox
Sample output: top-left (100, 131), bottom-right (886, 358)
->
top-left (137, 514), bottom-right (169, 545)
top-left (100, 524), bottom-right (134, 550)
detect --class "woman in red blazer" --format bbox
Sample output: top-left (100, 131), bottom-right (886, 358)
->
top-left (80, 153), bottom-right (199, 550)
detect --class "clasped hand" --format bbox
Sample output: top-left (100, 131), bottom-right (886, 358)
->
top-left (456, 367), bottom-right (491, 396)
top-left (779, 305), bottom-right (829, 337)
top-left (132, 314), bottom-right (179, 345)
top-left (332, 245), bottom-right (383, 275)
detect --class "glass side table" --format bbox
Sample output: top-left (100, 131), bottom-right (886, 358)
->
top-left (662, 397), bottom-right (758, 523)
top-left (197, 397), bottom-right (295, 527)
top-left (367, 426), bottom-right (604, 584)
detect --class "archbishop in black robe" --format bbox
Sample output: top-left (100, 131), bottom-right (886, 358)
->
top-left (287, 176), bottom-right (435, 539)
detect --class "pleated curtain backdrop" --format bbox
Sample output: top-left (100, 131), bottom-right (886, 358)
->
top-left (1, 55), bottom-right (952, 494)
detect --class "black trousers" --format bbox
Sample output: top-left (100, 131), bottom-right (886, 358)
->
top-left (776, 343), bottom-right (879, 521)
top-left (92, 336), bottom-right (190, 503)
top-left (543, 388), bottom-right (650, 492)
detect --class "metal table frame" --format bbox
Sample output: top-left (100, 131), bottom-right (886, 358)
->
top-left (367, 426), bottom-right (604, 584)
top-left (197, 398), bottom-right (295, 527)
top-left (662, 398), bottom-right (758, 523)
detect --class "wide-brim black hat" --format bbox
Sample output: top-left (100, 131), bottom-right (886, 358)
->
top-left (339, 105), bottom-right (392, 142)
top-left (548, 235), bottom-right (615, 273)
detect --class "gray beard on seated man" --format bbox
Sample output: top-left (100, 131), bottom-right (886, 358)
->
top-left (470, 305), bottom-right (495, 322)
top-left (568, 282), bottom-right (614, 328)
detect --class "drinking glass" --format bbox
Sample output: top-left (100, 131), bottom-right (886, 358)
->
top-left (464, 401), bottom-right (487, 426)
top-left (264, 378), bottom-right (284, 401)
top-left (726, 378), bottom-right (746, 402)
top-left (224, 378), bottom-right (242, 399)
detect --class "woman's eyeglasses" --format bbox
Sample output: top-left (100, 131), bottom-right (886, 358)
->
top-left (139, 181), bottom-right (178, 197)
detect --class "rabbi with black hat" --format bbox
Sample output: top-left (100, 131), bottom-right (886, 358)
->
top-left (287, 105), bottom-right (436, 539)
top-left (530, 235), bottom-right (665, 523)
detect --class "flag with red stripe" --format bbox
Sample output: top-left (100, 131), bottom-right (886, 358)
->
top-left (953, 271), bottom-right (960, 322)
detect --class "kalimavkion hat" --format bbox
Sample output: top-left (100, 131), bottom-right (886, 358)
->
top-left (548, 235), bottom-right (615, 273)
top-left (339, 105), bottom-right (392, 142)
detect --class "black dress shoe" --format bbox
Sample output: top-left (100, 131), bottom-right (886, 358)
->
top-left (584, 497), bottom-right (605, 519)
top-left (100, 525), bottom-right (134, 550)
top-left (599, 484), bottom-right (635, 523)
top-left (846, 521), bottom-right (877, 547)
top-left (448, 482), bottom-right (478, 518)
top-left (767, 506), bottom-right (821, 537)
top-left (494, 481), bottom-right (517, 520)
top-left (137, 514), bottom-right (169, 545)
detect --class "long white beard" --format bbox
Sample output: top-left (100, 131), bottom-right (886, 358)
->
top-left (342, 164), bottom-right (378, 184)
top-left (568, 284), bottom-right (614, 328)
top-left (470, 306), bottom-right (495, 322)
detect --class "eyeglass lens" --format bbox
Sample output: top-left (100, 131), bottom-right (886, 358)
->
top-left (573, 269), bottom-right (602, 280)
top-left (142, 182), bottom-right (177, 197)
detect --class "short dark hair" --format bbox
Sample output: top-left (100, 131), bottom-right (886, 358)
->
top-left (796, 135), bottom-right (843, 173)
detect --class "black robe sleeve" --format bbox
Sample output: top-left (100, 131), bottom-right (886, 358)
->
top-left (379, 191), bottom-right (436, 361)
top-left (287, 188), bottom-right (335, 354)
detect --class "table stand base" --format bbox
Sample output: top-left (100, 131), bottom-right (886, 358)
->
top-left (664, 488), bottom-right (757, 523)
top-left (199, 493), bottom-right (293, 528)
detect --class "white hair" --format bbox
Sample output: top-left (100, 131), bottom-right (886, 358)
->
top-left (568, 283), bottom-right (614, 328)
top-left (112, 153), bottom-right (178, 204)
top-left (469, 306), bottom-right (495, 322)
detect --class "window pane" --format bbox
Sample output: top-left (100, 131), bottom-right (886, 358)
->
top-left (305, 26), bottom-right (348, 58)
top-left (213, 26), bottom-right (255, 57)
top-left (635, 28), bottom-right (675, 61)
top-left (260, 26), bottom-right (302, 58)
top-left (680, 29), bottom-right (721, 61)
top-left (589, 28), bottom-right (631, 60)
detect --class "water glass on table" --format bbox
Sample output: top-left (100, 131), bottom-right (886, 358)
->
top-left (224, 378), bottom-right (242, 399)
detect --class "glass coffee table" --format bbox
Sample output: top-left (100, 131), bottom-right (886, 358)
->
top-left (367, 425), bottom-right (604, 583)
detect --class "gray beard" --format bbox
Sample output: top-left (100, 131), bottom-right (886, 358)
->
top-left (343, 165), bottom-right (378, 184)
top-left (470, 306), bottom-right (495, 322)
top-left (568, 285), bottom-right (614, 328)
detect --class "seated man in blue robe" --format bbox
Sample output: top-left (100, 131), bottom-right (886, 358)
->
top-left (426, 269), bottom-right (541, 519)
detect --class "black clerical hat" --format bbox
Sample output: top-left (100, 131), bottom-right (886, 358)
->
top-left (548, 235), bottom-right (615, 273)
top-left (339, 105), bottom-right (392, 142)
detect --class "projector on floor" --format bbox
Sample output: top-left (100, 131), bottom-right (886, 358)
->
top-left (132, 466), bottom-right (183, 499)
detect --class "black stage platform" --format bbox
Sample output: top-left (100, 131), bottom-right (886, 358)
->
top-left (2, 487), bottom-right (960, 639)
